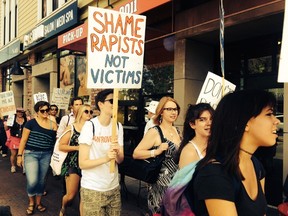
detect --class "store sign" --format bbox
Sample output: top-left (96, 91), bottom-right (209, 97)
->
top-left (114, 0), bottom-right (171, 14)
top-left (23, 1), bottom-right (78, 50)
top-left (58, 22), bottom-right (87, 48)
top-left (0, 39), bottom-right (21, 64)
top-left (86, 7), bottom-right (146, 89)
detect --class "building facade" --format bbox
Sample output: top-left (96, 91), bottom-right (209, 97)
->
top-left (0, 0), bottom-right (287, 206)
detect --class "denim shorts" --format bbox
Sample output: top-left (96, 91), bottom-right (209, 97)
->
top-left (24, 150), bottom-right (52, 197)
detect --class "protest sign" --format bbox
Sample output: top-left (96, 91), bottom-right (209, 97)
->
top-left (87, 7), bottom-right (146, 172)
top-left (86, 7), bottom-right (146, 89)
top-left (0, 91), bottom-right (16, 116)
top-left (278, 1), bottom-right (288, 82)
top-left (196, 72), bottom-right (236, 109)
top-left (51, 88), bottom-right (72, 110)
top-left (6, 114), bottom-right (15, 127)
top-left (33, 92), bottom-right (48, 104)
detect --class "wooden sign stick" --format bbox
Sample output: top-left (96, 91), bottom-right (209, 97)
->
top-left (110, 88), bottom-right (119, 173)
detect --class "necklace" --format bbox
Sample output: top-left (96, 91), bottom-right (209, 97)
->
top-left (240, 148), bottom-right (253, 155)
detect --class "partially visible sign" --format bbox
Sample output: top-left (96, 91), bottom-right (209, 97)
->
top-left (196, 72), bottom-right (236, 109)
top-left (114, 0), bottom-right (171, 14)
top-left (278, 0), bottom-right (288, 82)
top-left (86, 7), bottom-right (146, 89)
top-left (23, 1), bottom-right (78, 50)
top-left (33, 92), bottom-right (48, 104)
top-left (6, 114), bottom-right (15, 127)
top-left (0, 91), bottom-right (16, 116)
top-left (58, 22), bottom-right (88, 48)
top-left (0, 39), bottom-right (21, 64)
top-left (51, 88), bottom-right (72, 110)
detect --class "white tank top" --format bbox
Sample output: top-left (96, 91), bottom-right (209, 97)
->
top-left (189, 140), bottom-right (204, 159)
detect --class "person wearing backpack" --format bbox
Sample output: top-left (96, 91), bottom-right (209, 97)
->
top-left (78, 89), bottom-right (124, 216)
top-left (187, 90), bottom-right (280, 216)
top-left (57, 97), bottom-right (83, 138)
top-left (161, 103), bottom-right (214, 215)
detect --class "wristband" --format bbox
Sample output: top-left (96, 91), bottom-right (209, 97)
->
top-left (17, 154), bottom-right (22, 157)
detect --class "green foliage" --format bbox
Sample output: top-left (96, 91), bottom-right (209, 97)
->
top-left (142, 64), bottom-right (174, 95)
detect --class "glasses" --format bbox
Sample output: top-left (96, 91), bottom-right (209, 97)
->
top-left (84, 110), bottom-right (93, 115)
top-left (50, 108), bottom-right (58, 111)
top-left (104, 99), bottom-right (113, 104)
top-left (39, 108), bottom-right (50, 114)
top-left (163, 107), bottom-right (179, 112)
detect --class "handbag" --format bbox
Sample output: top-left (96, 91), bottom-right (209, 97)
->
top-left (130, 126), bottom-right (166, 184)
top-left (50, 125), bottom-right (73, 175)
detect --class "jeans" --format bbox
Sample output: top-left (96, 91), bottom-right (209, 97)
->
top-left (24, 150), bottom-right (52, 197)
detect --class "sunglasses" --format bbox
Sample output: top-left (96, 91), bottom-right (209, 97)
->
top-left (84, 110), bottom-right (93, 115)
top-left (39, 108), bottom-right (50, 114)
top-left (50, 108), bottom-right (58, 111)
top-left (104, 99), bottom-right (113, 104)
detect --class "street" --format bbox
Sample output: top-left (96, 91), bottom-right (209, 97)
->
top-left (0, 155), bottom-right (149, 216)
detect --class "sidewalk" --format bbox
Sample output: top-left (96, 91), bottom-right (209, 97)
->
top-left (0, 155), bottom-right (149, 216)
top-left (0, 154), bottom-right (281, 216)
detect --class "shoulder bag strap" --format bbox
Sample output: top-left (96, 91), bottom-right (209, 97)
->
top-left (89, 120), bottom-right (95, 136)
top-left (155, 125), bottom-right (165, 143)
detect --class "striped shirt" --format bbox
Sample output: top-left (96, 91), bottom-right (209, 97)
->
top-left (25, 119), bottom-right (56, 151)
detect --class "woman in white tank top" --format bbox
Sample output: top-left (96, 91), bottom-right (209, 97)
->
top-left (177, 103), bottom-right (214, 169)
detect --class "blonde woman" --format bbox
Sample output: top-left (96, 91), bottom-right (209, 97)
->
top-left (133, 96), bottom-right (181, 215)
top-left (59, 104), bottom-right (93, 216)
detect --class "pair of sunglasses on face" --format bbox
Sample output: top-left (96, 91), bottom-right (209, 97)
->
top-left (39, 108), bottom-right (50, 114)
top-left (50, 107), bottom-right (58, 111)
top-left (84, 110), bottom-right (93, 115)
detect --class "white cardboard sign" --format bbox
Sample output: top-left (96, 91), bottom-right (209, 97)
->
top-left (196, 72), bottom-right (236, 109)
top-left (0, 91), bottom-right (16, 116)
top-left (33, 92), bottom-right (48, 104)
top-left (51, 88), bottom-right (71, 110)
top-left (86, 7), bottom-right (146, 89)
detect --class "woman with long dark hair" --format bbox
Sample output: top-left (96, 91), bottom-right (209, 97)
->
top-left (188, 89), bottom-right (280, 216)
top-left (177, 103), bottom-right (214, 168)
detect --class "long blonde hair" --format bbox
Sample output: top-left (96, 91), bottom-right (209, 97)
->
top-left (74, 104), bottom-right (91, 123)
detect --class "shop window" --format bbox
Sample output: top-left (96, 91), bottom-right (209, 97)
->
top-left (40, 0), bottom-right (68, 19)
top-left (59, 54), bottom-right (75, 97)
top-left (75, 56), bottom-right (91, 103)
top-left (247, 56), bottom-right (272, 74)
top-left (1, 0), bottom-right (18, 44)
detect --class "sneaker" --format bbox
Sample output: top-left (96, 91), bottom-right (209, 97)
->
top-left (2, 154), bottom-right (7, 158)
top-left (11, 166), bottom-right (16, 173)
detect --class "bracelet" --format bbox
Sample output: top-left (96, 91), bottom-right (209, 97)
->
top-left (17, 154), bottom-right (22, 157)
top-left (150, 149), bottom-right (155, 158)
